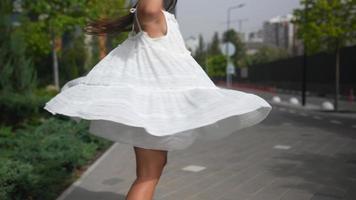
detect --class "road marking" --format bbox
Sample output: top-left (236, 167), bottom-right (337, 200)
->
top-left (330, 120), bottom-right (342, 125)
top-left (278, 107), bottom-right (287, 112)
top-left (313, 116), bottom-right (322, 120)
top-left (299, 112), bottom-right (308, 117)
top-left (282, 122), bottom-right (292, 126)
top-left (181, 165), bottom-right (206, 172)
top-left (288, 109), bottom-right (296, 114)
top-left (273, 145), bottom-right (291, 150)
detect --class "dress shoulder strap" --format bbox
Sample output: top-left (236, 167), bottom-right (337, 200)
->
top-left (130, 7), bottom-right (143, 33)
top-left (134, 8), bottom-right (143, 32)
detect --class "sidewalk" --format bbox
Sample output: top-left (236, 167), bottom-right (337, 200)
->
top-left (57, 142), bottom-right (132, 200)
top-left (56, 87), bottom-right (356, 199)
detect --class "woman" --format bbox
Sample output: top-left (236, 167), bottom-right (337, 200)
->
top-left (44, 0), bottom-right (272, 199)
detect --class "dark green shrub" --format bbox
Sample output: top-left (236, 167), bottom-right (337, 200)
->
top-left (0, 159), bottom-right (40, 200)
top-left (0, 126), bottom-right (15, 149)
top-left (0, 92), bottom-right (51, 127)
top-left (0, 117), bottom-right (112, 199)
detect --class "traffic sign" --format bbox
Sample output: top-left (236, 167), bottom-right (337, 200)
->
top-left (226, 61), bottom-right (235, 75)
top-left (220, 42), bottom-right (235, 56)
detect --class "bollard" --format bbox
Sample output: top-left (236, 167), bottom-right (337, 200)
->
top-left (321, 101), bottom-right (334, 111)
top-left (272, 96), bottom-right (281, 103)
top-left (289, 97), bottom-right (300, 105)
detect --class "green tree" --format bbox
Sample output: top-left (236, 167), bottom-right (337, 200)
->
top-left (193, 34), bottom-right (207, 70)
top-left (248, 45), bottom-right (289, 65)
top-left (60, 32), bottom-right (88, 82)
top-left (206, 55), bottom-right (227, 77)
top-left (0, 0), bottom-right (37, 95)
top-left (293, 0), bottom-right (356, 111)
top-left (207, 32), bottom-right (222, 56)
top-left (222, 29), bottom-right (247, 68)
top-left (21, 0), bottom-right (88, 90)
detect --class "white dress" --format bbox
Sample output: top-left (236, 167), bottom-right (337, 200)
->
top-left (43, 8), bottom-right (272, 151)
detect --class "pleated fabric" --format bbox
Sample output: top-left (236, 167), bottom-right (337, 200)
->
top-left (44, 10), bottom-right (272, 151)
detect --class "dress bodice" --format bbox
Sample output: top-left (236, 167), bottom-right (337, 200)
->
top-left (127, 9), bottom-right (191, 56)
top-left (82, 7), bottom-right (215, 89)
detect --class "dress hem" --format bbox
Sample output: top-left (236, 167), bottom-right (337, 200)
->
top-left (43, 101), bottom-right (272, 137)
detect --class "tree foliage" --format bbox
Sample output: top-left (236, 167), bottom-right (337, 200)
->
top-left (222, 29), bottom-right (247, 68)
top-left (247, 45), bottom-right (289, 65)
top-left (207, 32), bottom-right (222, 56)
top-left (86, 0), bottom-right (128, 19)
top-left (21, 0), bottom-right (88, 56)
top-left (0, 0), bottom-right (37, 95)
top-left (193, 34), bottom-right (207, 67)
top-left (19, 0), bottom-right (129, 87)
top-left (206, 55), bottom-right (227, 77)
top-left (293, 0), bottom-right (356, 111)
top-left (293, 0), bottom-right (356, 54)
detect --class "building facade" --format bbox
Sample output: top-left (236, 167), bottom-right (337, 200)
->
top-left (262, 14), bottom-right (303, 56)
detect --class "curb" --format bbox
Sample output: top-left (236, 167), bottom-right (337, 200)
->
top-left (56, 142), bottom-right (120, 200)
top-left (267, 100), bottom-right (356, 120)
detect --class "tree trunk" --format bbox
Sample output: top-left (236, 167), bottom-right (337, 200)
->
top-left (51, 31), bottom-right (60, 91)
top-left (334, 46), bottom-right (340, 112)
top-left (84, 34), bottom-right (93, 71)
top-left (98, 34), bottom-right (107, 59)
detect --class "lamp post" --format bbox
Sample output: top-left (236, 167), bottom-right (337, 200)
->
top-left (226, 3), bottom-right (245, 87)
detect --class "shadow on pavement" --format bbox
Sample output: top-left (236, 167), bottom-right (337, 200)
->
top-left (261, 107), bottom-right (356, 140)
top-left (59, 186), bottom-right (127, 200)
top-left (266, 151), bottom-right (356, 199)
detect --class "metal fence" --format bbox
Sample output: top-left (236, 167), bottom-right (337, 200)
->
top-left (212, 45), bottom-right (356, 98)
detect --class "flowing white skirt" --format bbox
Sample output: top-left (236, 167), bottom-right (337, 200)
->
top-left (43, 38), bottom-right (272, 151)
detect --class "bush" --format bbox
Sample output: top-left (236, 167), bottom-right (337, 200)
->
top-left (206, 55), bottom-right (227, 77)
top-left (0, 117), bottom-right (112, 200)
top-left (0, 92), bottom-right (51, 127)
top-left (0, 159), bottom-right (40, 200)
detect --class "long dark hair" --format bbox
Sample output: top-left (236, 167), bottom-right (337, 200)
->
top-left (84, 0), bottom-right (177, 36)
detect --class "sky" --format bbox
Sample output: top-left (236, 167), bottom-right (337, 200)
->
top-left (175, 0), bottom-right (302, 41)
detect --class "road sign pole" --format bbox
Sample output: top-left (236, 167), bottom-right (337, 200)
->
top-left (226, 8), bottom-right (231, 88)
top-left (225, 3), bottom-right (245, 88)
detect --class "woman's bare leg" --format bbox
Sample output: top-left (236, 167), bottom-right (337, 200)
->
top-left (125, 146), bottom-right (168, 200)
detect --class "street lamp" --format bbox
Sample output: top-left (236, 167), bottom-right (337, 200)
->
top-left (226, 3), bottom-right (245, 88)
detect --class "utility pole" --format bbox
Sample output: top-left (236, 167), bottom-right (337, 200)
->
top-left (229, 18), bottom-right (248, 32)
